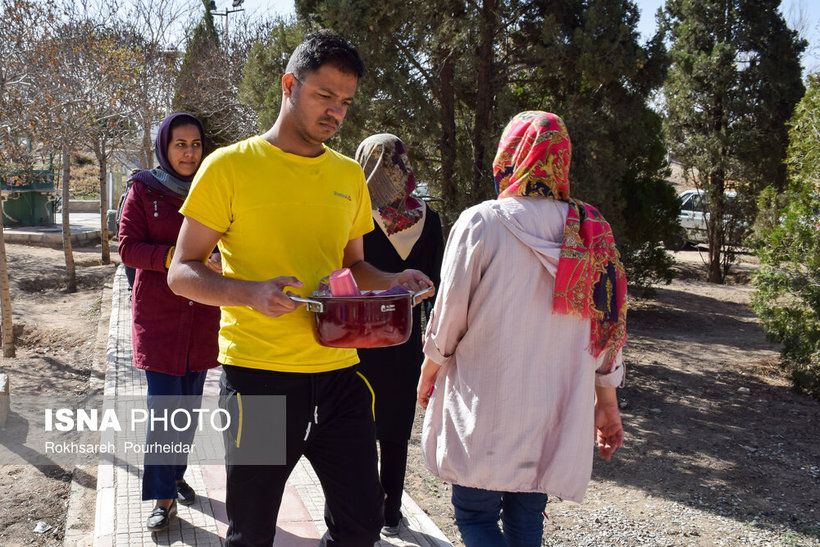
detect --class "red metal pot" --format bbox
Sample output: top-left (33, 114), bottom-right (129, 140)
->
top-left (290, 287), bottom-right (433, 348)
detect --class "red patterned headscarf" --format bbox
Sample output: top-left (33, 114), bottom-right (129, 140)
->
top-left (493, 111), bottom-right (627, 370)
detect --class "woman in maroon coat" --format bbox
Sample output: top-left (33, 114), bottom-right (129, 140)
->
top-left (118, 113), bottom-right (221, 532)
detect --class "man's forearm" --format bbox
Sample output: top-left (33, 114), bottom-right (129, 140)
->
top-left (169, 259), bottom-right (304, 318)
top-left (168, 260), bottom-right (255, 307)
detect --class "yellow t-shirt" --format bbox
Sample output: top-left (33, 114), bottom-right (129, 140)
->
top-left (180, 136), bottom-right (374, 372)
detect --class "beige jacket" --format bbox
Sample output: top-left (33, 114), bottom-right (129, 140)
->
top-left (422, 197), bottom-right (624, 502)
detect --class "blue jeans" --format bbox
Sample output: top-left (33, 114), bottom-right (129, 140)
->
top-left (142, 368), bottom-right (207, 501)
top-left (451, 485), bottom-right (548, 547)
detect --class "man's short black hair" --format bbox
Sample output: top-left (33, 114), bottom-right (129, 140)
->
top-left (285, 29), bottom-right (365, 81)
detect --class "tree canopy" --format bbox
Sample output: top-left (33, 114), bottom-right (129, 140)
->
top-left (242, 0), bottom-right (681, 288)
top-left (3, 0), bottom-right (813, 293)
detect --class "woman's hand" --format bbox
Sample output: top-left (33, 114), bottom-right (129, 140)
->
top-left (206, 252), bottom-right (222, 274)
top-left (416, 357), bottom-right (441, 409)
top-left (594, 386), bottom-right (624, 461)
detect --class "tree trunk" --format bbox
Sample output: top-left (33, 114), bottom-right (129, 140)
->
top-left (470, 0), bottom-right (497, 203)
top-left (142, 119), bottom-right (153, 169)
top-left (707, 86), bottom-right (728, 284)
top-left (0, 200), bottom-right (15, 358)
top-left (61, 145), bottom-right (77, 293)
top-left (706, 176), bottom-right (725, 283)
top-left (706, 163), bottom-right (728, 283)
top-left (97, 143), bottom-right (111, 265)
top-left (437, 47), bottom-right (457, 225)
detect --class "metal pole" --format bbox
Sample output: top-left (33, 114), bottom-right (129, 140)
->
top-left (209, 7), bottom-right (243, 45)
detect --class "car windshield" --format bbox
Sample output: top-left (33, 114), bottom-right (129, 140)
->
top-left (680, 191), bottom-right (736, 213)
top-left (680, 193), bottom-right (703, 212)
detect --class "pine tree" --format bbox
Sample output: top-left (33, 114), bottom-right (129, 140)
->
top-left (292, 0), bottom-right (472, 215)
top-left (509, 0), bottom-right (677, 288)
top-left (173, 2), bottom-right (234, 149)
top-left (238, 17), bottom-right (307, 132)
top-left (752, 75), bottom-right (820, 397)
top-left (662, 0), bottom-right (806, 283)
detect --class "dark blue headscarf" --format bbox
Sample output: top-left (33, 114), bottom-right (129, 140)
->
top-left (130, 113), bottom-right (205, 197)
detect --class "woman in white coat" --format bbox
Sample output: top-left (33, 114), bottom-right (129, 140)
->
top-left (417, 111), bottom-right (627, 546)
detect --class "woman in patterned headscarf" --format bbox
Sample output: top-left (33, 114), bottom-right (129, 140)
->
top-left (417, 112), bottom-right (626, 546)
top-left (355, 134), bottom-right (444, 537)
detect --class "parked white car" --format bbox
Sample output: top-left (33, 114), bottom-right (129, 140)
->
top-left (676, 189), bottom-right (745, 246)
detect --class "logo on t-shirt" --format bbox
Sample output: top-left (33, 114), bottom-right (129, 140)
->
top-left (333, 191), bottom-right (352, 202)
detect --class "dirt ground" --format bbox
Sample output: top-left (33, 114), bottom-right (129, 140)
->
top-left (0, 243), bottom-right (818, 546)
top-left (0, 243), bottom-right (116, 546)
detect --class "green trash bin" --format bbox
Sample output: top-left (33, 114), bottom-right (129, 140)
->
top-left (1, 169), bottom-right (59, 226)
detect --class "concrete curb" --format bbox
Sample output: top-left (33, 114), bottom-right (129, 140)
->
top-left (69, 201), bottom-right (100, 214)
top-left (2, 212), bottom-right (103, 249)
top-left (63, 266), bottom-right (114, 546)
top-left (92, 266), bottom-right (125, 547)
top-left (0, 372), bottom-right (9, 428)
top-left (3, 227), bottom-right (101, 249)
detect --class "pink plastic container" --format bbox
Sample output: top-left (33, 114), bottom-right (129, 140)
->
top-left (329, 268), bottom-right (360, 297)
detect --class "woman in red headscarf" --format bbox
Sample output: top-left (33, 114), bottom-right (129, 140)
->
top-left (416, 112), bottom-right (626, 546)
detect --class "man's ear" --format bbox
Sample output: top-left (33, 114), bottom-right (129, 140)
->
top-left (282, 73), bottom-right (297, 98)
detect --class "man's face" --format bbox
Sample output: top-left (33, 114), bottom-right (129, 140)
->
top-left (284, 64), bottom-right (358, 146)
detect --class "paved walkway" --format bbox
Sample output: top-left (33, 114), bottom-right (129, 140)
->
top-left (93, 265), bottom-right (453, 547)
top-left (3, 212), bottom-right (103, 247)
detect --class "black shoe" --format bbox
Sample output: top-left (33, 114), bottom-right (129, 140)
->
top-left (382, 511), bottom-right (404, 537)
top-left (146, 501), bottom-right (177, 531)
top-left (176, 480), bottom-right (196, 506)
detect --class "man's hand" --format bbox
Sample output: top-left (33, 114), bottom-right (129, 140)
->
top-left (248, 276), bottom-right (305, 318)
top-left (594, 398), bottom-right (624, 461)
top-left (417, 357), bottom-right (441, 409)
top-left (397, 269), bottom-right (435, 301)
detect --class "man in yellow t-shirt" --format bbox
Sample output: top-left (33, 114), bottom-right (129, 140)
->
top-left (168, 30), bottom-right (434, 547)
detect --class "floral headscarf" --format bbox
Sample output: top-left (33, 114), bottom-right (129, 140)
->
top-left (493, 111), bottom-right (627, 370)
top-left (356, 134), bottom-right (427, 259)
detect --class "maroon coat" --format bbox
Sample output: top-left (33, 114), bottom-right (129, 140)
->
top-left (118, 180), bottom-right (220, 376)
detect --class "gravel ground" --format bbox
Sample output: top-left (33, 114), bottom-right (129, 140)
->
top-left (403, 251), bottom-right (820, 546)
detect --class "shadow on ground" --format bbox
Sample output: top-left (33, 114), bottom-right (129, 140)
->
top-left (596, 280), bottom-right (820, 540)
